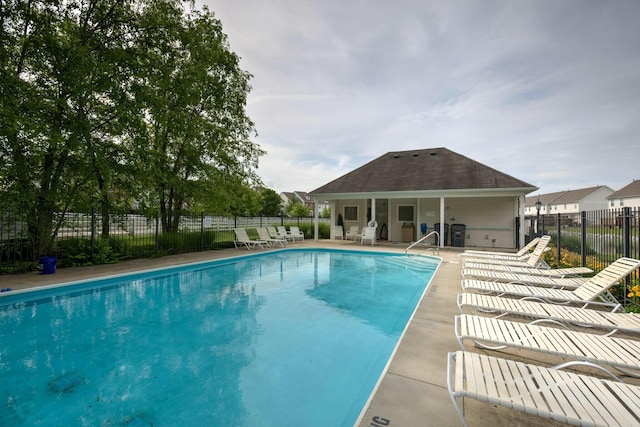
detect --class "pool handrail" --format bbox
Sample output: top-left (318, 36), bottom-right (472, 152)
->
top-left (405, 230), bottom-right (440, 255)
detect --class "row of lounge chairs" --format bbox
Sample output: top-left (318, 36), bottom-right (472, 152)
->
top-left (233, 226), bottom-right (304, 250)
top-left (448, 236), bottom-right (640, 426)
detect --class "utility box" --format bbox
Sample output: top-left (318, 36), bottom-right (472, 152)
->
top-left (401, 223), bottom-right (415, 243)
top-left (451, 224), bottom-right (467, 247)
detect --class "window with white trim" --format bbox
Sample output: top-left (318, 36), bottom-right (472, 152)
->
top-left (344, 206), bottom-right (358, 221)
top-left (397, 205), bottom-right (415, 222)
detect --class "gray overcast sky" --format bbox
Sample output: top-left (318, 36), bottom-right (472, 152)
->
top-left (204, 0), bottom-right (640, 195)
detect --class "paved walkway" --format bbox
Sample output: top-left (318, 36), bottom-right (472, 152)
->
top-left (0, 241), bottom-right (579, 426)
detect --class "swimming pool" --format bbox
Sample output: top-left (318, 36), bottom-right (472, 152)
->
top-left (0, 249), bottom-right (439, 426)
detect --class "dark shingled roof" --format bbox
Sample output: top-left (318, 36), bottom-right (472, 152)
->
top-left (609, 180), bottom-right (640, 198)
top-left (310, 148), bottom-right (535, 195)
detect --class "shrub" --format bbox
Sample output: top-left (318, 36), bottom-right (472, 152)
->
top-left (283, 222), bottom-right (330, 239)
top-left (56, 237), bottom-right (128, 267)
top-left (625, 277), bottom-right (640, 313)
top-left (541, 244), bottom-right (599, 274)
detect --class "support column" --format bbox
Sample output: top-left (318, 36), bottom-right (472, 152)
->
top-left (417, 198), bottom-right (421, 241)
top-left (439, 196), bottom-right (445, 248)
top-left (313, 198), bottom-right (320, 241)
top-left (518, 195), bottom-right (525, 249)
top-left (371, 198), bottom-right (376, 225)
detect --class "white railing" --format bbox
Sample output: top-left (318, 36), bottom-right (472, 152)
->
top-left (405, 230), bottom-right (440, 255)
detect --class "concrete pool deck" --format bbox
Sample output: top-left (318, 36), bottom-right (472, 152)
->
top-left (0, 240), bottom-right (583, 426)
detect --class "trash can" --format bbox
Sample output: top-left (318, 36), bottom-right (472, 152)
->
top-left (434, 223), bottom-right (449, 245)
top-left (451, 224), bottom-right (466, 247)
top-left (401, 223), bottom-right (415, 243)
top-left (38, 256), bottom-right (57, 274)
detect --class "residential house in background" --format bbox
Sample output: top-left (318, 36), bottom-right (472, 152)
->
top-left (280, 191), bottom-right (295, 208)
top-left (525, 186), bottom-right (614, 225)
top-left (280, 191), bottom-right (329, 216)
top-left (310, 148), bottom-right (538, 248)
top-left (608, 180), bottom-right (640, 209)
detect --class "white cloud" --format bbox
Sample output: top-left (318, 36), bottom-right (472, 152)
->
top-left (205, 0), bottom-right (640, 194)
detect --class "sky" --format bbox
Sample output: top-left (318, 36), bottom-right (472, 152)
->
top-left (203, 0), bottom-right (640, 196)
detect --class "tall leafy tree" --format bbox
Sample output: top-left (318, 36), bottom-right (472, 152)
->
top-left (130, 2), bottom-right (262, 232)
top-left (1, 0), bottom-right (263, 256)
top-left (0, 0), bottom-right (138, 253)
top-left (285, 198), bottom-right (312, 218)
top-left (259, 188), bottom-right (283, 217)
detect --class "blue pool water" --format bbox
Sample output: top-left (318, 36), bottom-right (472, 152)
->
top-left (0, 249), bottom-right (439, 426)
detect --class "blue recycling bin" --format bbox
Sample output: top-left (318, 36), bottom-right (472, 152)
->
top-left (38, 256), bottom-right (57, 274)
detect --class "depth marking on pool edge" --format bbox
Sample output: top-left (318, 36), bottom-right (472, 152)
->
top-left (426, 284), bottom-right (438, 297)
top-left (370, 416), bottom-right (390, 426)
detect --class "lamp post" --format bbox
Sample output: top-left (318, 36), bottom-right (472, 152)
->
top-left (535, 198), bottom-right (542, 237)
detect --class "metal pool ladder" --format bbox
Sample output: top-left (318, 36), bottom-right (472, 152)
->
top-left (405, 230), bottom-right (440, 256)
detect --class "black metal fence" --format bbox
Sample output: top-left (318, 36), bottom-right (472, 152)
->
top-left (529, 207), bottom-right (640, 269)
top-left (0, 210), bottom-right (325, 272)
top-left (3, 207), bottom-right (639, 290)
top-left (527, 207), bottom-right (640, 310)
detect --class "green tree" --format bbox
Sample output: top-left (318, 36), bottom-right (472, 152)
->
top-left (319, 206), bottom-right (331, 218)
top-left (129, 2), bottom-right (262, 231)
top-left (228, 183), bottom-right (262, 216)
top-left (286, 198), bottom-right (312, 218)
top-left (1, 0), bottom-right (264, 256)
top-left (0, 0), bottom-right (138, 252)
top-left (260, 188), bottom-right (283, 216)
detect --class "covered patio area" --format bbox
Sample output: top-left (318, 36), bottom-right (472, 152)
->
top-left (310, 148), bottom-right (538, 249)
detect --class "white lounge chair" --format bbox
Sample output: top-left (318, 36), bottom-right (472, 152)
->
top-left (332, 225), bottom-right (344, 240)
top-left (257, 227), bottom-right (287, 247)
top-left (461, 270), bottom-right (589, 287)
top-left (460, 235), bottom-right (551, 268)
top-left (233, 228), bottom-right (267, 250)
top-left (457, 293), bottom-right (640, 336)
top-left (345, 225), bottom-right (360, 241)
top-left (461, 257), bottom-right (640, 309)
top-left (289, 226), bottom-right (304, 242)
top-left (267, 226), bottom-right (285, 240)
top-left (447, 351), bottom-right (640, 427)
top-left (455, 314), bottom-right (640, 377)
top-left (462, 265), bottom-right (593, 278)
top-left (459, 237), bottom-right (540, 259)
top-left (361, 226), bottom-right (376, 246)
top-left (276, 226), bottom-right (294, 241)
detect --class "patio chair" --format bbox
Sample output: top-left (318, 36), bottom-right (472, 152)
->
top-left (461, 269), bottom-right (592, 286)
top-left (457, 293), bottom-right (640, 336)
top-left (461, 257), bottom-right (640, 309)
top-left (276, 226), bottom-right (295, 241)
top-left (257, 227), bottom-right (287, 247)
top-left (289, 226), bottom-right (305, 242)
top-left (345, 226), bottom-right (360, 241)
top-left (332, 225), bottom-right (344, 240)
top-left (447, 351), bottom-right (640, 427)
top-left (455, 314), bottom-right (640, 377)
top-left (267, 226), bottom-right (285, 240)
top-left (459, 237), bottom-right (541, 260)
top-left (460, 235), bottom-right (551, 268)
top-left (233, 228), bottom-right (267, 250)
top-left (361, 226), bottom-right (376, 246)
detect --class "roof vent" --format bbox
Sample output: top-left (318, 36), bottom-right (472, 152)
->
top-left (393, 154), bottom-right (400, 158)
top-left (430, 152), bottom-right (437, 156)
top-left (412, 153), bottom-right (419, 157)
